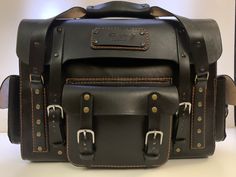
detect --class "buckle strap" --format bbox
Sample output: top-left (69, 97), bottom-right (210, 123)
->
top-left (77, 93), bottom-right (95, 161)
top-left (48, 28), bottom-right (65, 148)
top-left (191, 75), bottom-right (208, 149)
top-left (145, 93), bottom-right (162, 157)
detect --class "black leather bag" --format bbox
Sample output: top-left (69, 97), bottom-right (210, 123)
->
top-left (1, 1), bottom-right (236, 168)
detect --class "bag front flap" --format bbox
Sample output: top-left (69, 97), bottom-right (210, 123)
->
top-left (17, 18), bottom-right (222, 65)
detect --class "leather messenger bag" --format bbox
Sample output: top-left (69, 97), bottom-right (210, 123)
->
top-left (1, 1), bottom-right (236, 168)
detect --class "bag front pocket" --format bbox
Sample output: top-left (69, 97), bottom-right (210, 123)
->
top-left (0, 75), bottom-right (20, 144)
top-left (62, 82), bottom-right (179, 167)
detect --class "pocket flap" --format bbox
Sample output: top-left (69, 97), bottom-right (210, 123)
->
top-left (62, 85), bottom-right (179, 116)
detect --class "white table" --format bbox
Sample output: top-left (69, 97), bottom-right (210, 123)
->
top-left (0, 128), bottom-right (235, 177)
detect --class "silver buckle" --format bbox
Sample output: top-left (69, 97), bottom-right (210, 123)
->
top-left (77, 129), bottom-right (95, 144)
top-left (29, 74), bottom-right (44, 84)
top-left (195, 72), bottom-right (209, 84)
top-left (47, 105), bottom-right (64, 118)
top-left (179, 102), bottom-right (192, 114)
top-left (145, 130), bottom-right (163, 146)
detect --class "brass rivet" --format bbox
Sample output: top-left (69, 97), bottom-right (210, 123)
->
top-left (93, 40), bottom-right (98, 44)
top-left (152, 94), bottom-right (158, 101)
top-left (152, 107), bottom-right (158, 113)
top-left (198, 102), bottom-right (203, 108)
top-left (36, 119), bottom-right (41, 125)
top-left (83, 107), bottom-right (90, 114)
top-left (57, 27), bottom-right (62, 32)
top-left (54, 53), bottom-right (59, 57)
top-left (37, 146), bottom-right (43, 152)
top-left (36, 132), bottom-right (41, 137)
top-left (197, 143), bottom-right (202, 148)
top-left (198, 87), bottom-right (203, 93)
top-left (36, 104), bottom-right (40, 110)
top-left (57, 150), bottom-right (63, 155)
top-left (181, 53), bottom-right (186, 58)
top-left (176, 148), bottom-right (181, 153)
top-left (140, 42), bottom-right (145, 47)
top-left (197, 129), bottom-right (202, 134)
top-left (197, 116), bottom-right (202, 122)
top-left (33, 41), bottom-right (40, 47)
top-left (84, 94), bottom-right (90, 101)
top-left (34, 89), bottom-right (40, 95)
top-left (140, 31), bottom-right (145, 35)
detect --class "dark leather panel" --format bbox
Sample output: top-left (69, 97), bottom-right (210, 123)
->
top-left (62, 85), bottom-right (179, 116)
top-left (17, 19), bottom-right (222, 65)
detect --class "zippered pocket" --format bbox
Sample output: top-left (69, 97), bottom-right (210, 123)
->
top-left (62, 78), bottom-right (178, 167)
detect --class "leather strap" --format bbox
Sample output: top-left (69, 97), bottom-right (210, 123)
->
top-left (47, 27), bottom-right (65, 146)
top-left (174, 29), bottom-right (191, 153)
top-left (145, 93), bottom-right (162, 159)
top-left (78, 93), bottom-right (95, 164)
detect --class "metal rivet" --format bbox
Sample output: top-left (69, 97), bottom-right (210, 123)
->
top-left (176, 148), bottom-right (181, 153)
top-left (140, 42), bottom-right (145, 47)
top-left (57, 150), bottom-right (63, 155)
top-left (197, 116), bottom-right (202, 122)
top-left (36, 119), bottom-right (41, 125)
top-left (57, 27), bottom-right (62, 32)
top-left (83, 107), bottom-right (90, 114)
top-left (152, 107), bottom-right (158, 113)
top-left (198, 102), bottom-right (203, 108)
top-left (93, 30), bottom-right (98, 34)
top-left (54, 53), bottom-right (59, 57)
top-left (198, 87), bottom-right (203, 93)
top-left (93, 40), bottom-right (98, 44)
top-left (181, 53), bottom-right (186, 58)
top-left (197, 143), bottom-right (202, 148)
top-left (34, 89), bottom-right (40, 95)
top-left (84, 94), bottom-right (90, 101)
top-left (152, 94), bottom-right (158, 101)
top-left (197, 129), bottom-right (202, 134)
top-left (33, 41), bottom-right (40, 47)
top-left (36, 104), bottom-right (40, 110)
top-left (36, 132), bottom-right (41, 137)
top-left (195, 41), bottom-right (201, 47)
top-left (37, 146), bottom-right (43, 152)
top-left (140, 31), bottom-right (145, 35)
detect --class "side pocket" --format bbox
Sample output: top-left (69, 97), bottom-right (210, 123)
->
top-left (215, 76), bottom-right (227, 141)
top-left (0, 75), bottom-right (20, 144)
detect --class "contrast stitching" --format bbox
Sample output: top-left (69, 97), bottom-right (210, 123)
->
top-left (91, 27), bottom-right (150, 51)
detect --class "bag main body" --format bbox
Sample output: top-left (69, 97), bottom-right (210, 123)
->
top-left (1, 1), bottom-right (231, 168)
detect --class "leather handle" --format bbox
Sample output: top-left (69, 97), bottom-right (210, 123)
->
top-left (86, 1), bottom-right (152, 18)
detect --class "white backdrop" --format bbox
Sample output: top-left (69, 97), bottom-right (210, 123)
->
top-left (0, 0), bottom-right (235, 132)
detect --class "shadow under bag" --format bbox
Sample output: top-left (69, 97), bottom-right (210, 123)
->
top-left (1, 1), bottom-right (236, 168)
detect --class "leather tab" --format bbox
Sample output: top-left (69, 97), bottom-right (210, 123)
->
top-left (191, 79), bottom-right (207, 149)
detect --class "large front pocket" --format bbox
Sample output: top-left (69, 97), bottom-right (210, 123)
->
top-left (62, 81), bottom-right (179, 167)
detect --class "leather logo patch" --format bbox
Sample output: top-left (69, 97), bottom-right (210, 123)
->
top-left (91, 27), bottom-right (149, 51)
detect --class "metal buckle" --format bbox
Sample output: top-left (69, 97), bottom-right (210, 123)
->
top-left (195, 72), bottom-right (209, 84)
top-left (179, 102), bottom-right (192, 114)
top-left (77, 129), bottom-right (95, 144)
top-left (47, 105), bottom-right (64, 119)
top-left (145, 130), bottom-right (163, 146)
top-left (29, 74), bottom-right (44, 84)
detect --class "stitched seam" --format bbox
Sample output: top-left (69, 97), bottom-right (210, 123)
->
top-left (66, 77), bottom-right (172, 82)
top-left (43, 88), bottom-right (49, 152)
top-left (31, 88), bottom-right (36, 151)
top-left (191, 86), bottom-right (195, 149)
top-left (19, 62), bottom-right (23, 156)
top-left (91, 27), bottom-right (149, 51)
